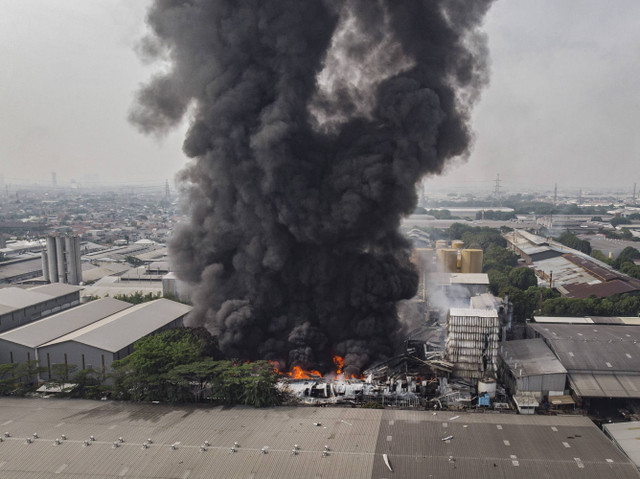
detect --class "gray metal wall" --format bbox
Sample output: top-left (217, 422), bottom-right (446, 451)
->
top-left (37, 317), bottom-right (185, 380)
top-left (38, 342), bottom-right (113, 381)
top-left (0, 291), bottom-right (80, 333)
top-left (0, 340), bottom-right (35, 365)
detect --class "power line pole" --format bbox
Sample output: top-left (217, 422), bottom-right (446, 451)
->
top-left (493, 173), bottom-right (502, 205)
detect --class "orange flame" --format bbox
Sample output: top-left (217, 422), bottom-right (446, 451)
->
top-left (287, 366), bottom-right (322, 379)
top-left (332, 355), bottom-right (344, 374)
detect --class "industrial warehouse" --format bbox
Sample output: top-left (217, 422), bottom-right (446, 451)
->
top-left (0, 293), bottom-right (191, 379)
top-left (0, 398), bottom-right (638, 479)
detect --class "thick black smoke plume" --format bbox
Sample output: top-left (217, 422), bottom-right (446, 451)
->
top-left (131, 0), bottom-right (493, 374)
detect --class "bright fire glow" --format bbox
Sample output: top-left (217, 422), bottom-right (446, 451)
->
top-left (333, 355), bottom-right (344, 374)
top-left (287, 366), bottom-right (322, 379)
top-left (269, 357), bottom-right (362, 380)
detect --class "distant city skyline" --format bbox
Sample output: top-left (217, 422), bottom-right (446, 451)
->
top-left (0, 0), bottom-right (638, 190)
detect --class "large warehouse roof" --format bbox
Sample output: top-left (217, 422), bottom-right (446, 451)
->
top-left (0, 284), bottom-right (82, 314)
top-left (500, 339), bottom-right (567, 377)
top-left (0, 298), bottom-right (131, 348)
top-left (530, 323), bottom-right (640, 398)
top-left (0, 398), bottom-right (636, 478)
top-left (533, 316), bottom-right (640, 325)
top-left (0, 288), bottom-right (53, 311)
top-left (40, 298), bottom-right (192, 352)
top-left (28, 283), bottom-right (82, 296)
top-left (530, 324), bottom-right (640, 372)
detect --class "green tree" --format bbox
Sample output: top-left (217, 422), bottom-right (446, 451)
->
top-left (540, 295), bottom-right (640, 317)
top-left (508, 267), bottom-right (537, 291)
top-left (113, 291), bottom-right (162, 304)
top-left (483, 245), bottom-right (519, 273)
top-left (124, 255), bottom-right (145, 267)
top-left (70, 368), bottom-right (103, 399)
top-left (111, 328), bottom-right (221, 402)
top-left (487, 269), bottom-right (510, 296)
top-left (611, 217), bottom-right (631, 227)
top-left (11, 360), bottom-right (46, 394)
top-left (615, 246), bottom-right (640, 266)
top-left (557, 232), bottom-right (592, 255)
top-left (590, 249), bottom-right (612, 265)
top-left (0, 363), bottom-right (19, 395)
top-left (47, 363), bottom-right (78, 391)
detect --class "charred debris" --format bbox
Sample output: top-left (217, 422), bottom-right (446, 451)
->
top-left (278, 301), bottom-right (512, 410)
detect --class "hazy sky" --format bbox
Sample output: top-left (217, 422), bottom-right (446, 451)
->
top-left (0, 0), bottom-right (639, 193)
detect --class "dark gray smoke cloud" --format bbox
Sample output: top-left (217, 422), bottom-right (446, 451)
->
top-left (131, 0), bottom-right (493, 373)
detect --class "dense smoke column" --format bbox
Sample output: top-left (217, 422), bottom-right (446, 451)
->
top-left (131, 0), bottom-right (493, 373)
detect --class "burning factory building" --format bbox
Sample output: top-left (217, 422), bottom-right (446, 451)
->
top-left (131, 0), bottom-right (495, 394)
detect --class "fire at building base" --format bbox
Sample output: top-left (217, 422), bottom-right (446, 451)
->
top-left (278, 297), bottom-right (513, 411)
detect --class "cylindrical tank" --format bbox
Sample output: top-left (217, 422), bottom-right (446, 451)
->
top-left (41, 250), bottom-right (50, 282)
top-left (437, 248), bottom-right (459, 273)
top-left (74, 235), bottom-right (82, 284)
top-left (46, 236), bottom-right (58, 283)
top-left (478, 377), bottom-right (497, 399)
top-left (461, 249), bottom-right (483, 274)
top-left (435, 240), bottom-right (448, 249)
top-left (452, 240), bottom-right (464, 250)
top-left (55, 236), bottom-right (66, 283)
top-left (65, 236), bottom-right (78, 285)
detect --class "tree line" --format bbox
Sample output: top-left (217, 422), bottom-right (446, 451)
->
top-left (0, 328), bottom-right (281, 407)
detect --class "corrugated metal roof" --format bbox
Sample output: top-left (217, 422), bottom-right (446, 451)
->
top-left (81, 263), bottom-right (130, 282)
top-left (534, 316), bottom-right (640, 325)
top-left (530, 324), bottom-right (640, 373)
top-left (81, 277), bottom-right (162, 298)
top-left (534, 255), bottom-right (601, 286)
top-left (533, 316), bottom-right (594, 324)
top-left (561, 280), bottom-right (639, 299)
top-left (564, 253), bottom-right (619, 282)
top-left (0, 257), bottom-right (42, 281)
top-left (0, 287), bottom-right (53, 309)
top-left (570, 373), bottom-right (640, 399)
top-left (449, 273), bottom-right (490, 285)
top-left (604, 421), bottom-right (640, 468)
top-left (449, 307), bottom-right (498, 318)
top-left (469, 293), bottom-right (501, 310)
top-left (40, 298), bottom-right (192, 352)
top-left (0, 298), bottom-right (131, 348)
top-left (500, 339), bottom-right (567, 377)
top-left (0, 398), bottom-right (637, 478)
top-left (28, 283), bottom-right (82, 296)
top-left (428, 273), bottom-right (489, 286)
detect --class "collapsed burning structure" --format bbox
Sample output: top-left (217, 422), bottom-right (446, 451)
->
top-left (132, 0), bottom-right (495, 376)
top-left (278, 303), bottom-right (510, 409)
